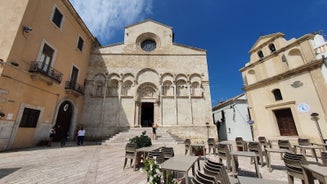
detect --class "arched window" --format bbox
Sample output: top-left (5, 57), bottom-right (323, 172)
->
top-left (162, 81), bottom-right (173, 96)
top-left (107, 79), bottom-right (119, 96)
top-left (257, 50), bottom-right (264, 59)
top-left (122, 80), bottom-right (133, 96)
top-left (272, 89), bottom-right (283, 101)
top-left (176, 80), bottom-right (187, 96)
top-left (269, 43), bottom-right (276, 52)
top-left (95, 81), bottom-right (103, 97)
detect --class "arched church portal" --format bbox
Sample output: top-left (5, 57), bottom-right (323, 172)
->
top-left (136, 83), bottom-right (158, 127)
top-left (141, 102), bottom-right (154, 127)
top-left (54, 101), bottom-right (73, 141)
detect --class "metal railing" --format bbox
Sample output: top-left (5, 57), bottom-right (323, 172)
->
top-left (29, 61), bottom-right (63, 83)
top-left (65, 81), bottom-right (84, 95)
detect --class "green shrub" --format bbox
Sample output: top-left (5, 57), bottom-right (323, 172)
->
top-left (129, 131), bottom-right (152, 148)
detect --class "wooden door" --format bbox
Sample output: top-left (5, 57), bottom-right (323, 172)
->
top-left (274, 108), bottom-right (298, 136)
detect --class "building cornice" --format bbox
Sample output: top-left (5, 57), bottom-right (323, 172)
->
top-left (240, 34), bottom-right (315, 72)
top-left (242, 59), bottom-right (323, 91)
top-left (91, 53), bottom-right (206, 57)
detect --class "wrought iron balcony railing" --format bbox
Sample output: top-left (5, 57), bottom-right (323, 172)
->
top-left (65, 81), bottom-right (84, 95)
top-left (29, 61), bottom-right (63, 83)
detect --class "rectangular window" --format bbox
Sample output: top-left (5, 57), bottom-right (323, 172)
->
top-left (38, 43), bottom-right (55, 73)
top-left (19, 108), bottom-right (40, 128)
top-left (71, 66), bottom-right (79, 83)
top-left (52, 7), bottom-right (63, 28)
top-left (77, 37), bottom-right (84, 51)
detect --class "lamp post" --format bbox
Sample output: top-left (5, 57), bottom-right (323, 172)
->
top-left (247, 120), bottom-right (254, 141)
top-left (311, 112), bottom-right (324, 143)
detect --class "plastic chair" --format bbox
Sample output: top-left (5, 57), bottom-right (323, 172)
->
top-left (321, 151), bottom-right (327, 166)
top-left (278, 140), bottom-right (295, 152)
top-left (297, 138), bottom-right (318, 160)
top-left (123, 143), bottom-right (137, 170)
top-left (194, 169), bottom-right (217, 184)
top-left (248, 141), bottom-right (268, 167)
top-left (216, 143), bottom-right (232, 171)
top-left (235, 137), bottom-right (247, 151)
top-left (203, 162), bottom-right (238, 184)
top-left (283, 152), bottom-right (312, 184)
top-left (147, 150), bottom-right (165, 164)
top-left (207, 138), bottom-right (216, 155)
top-left (258, 136), bottom-right (271, 148)
top-left (184, 139), bottom-right (191, 155)
top-left (162, 147), bottom-right (174, 160)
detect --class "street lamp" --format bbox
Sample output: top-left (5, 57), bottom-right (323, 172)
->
top-left (311, 112), bottom-right (324, 143)
top-left (247, 120), bottom-right (254, 141)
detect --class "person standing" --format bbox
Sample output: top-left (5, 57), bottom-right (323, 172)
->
top-left (152, 123), bottom-right (158, 140)
top-left (48, 126), bottom-right (56, 147)
top-left (77, 127), bottom-right (85, 146)
top-left (60, 131), bottom-right (68, 147)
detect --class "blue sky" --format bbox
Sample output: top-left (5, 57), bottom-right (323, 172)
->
top-left (70, 0), bottom-right (327, 106)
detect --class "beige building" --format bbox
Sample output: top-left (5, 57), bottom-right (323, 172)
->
top-left (0, 0), bottom-right (96, 150)
top-left (81, 20), bottom-right (216, 141)
top-left (240, 32), bottom-right (327, 143)
top-left (0, 1), bottom-right (215, 150)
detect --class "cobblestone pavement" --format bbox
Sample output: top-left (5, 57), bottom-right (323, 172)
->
top-left (0, 142), bottom-right (321, 184)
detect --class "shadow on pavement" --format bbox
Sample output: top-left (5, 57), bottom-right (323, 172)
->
top-left (0, 168), bottom-right (21, 179)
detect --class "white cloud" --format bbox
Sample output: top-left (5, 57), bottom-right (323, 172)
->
top-left (70, 0), bottom-right (153, 45)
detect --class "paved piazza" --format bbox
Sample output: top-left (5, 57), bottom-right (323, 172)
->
top-left (0, 142), bottom-right (317, 184)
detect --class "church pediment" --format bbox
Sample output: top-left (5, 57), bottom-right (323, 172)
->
top-left (249, 32), bottom-right (284, 53)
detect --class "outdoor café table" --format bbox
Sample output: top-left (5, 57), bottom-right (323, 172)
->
top-left (313, 143), bottom-right (327, 151)
top-left (237, 176), bottom-right (288, 184)
top-left (135, 145), bottom-right (164, 169)
top-left (302, 164), bottom-right (327, 184)
top-left (293, 144), bottom-right (324, 162)
top-left (265, 148), bottom-right (290, 172)
top-left (160, 155), bottom-right (200, 184)
top-left (231, 151), bottom-right (261, 178)
top-left (136, 145), bottom-right (163, 153)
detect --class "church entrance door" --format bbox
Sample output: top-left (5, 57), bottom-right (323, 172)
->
top-left (54, 101), bottom-right (73, 141)
top-left (141, 102), bottom-right (154, 127)
top-left (274, 108), bottom-right (298, 136)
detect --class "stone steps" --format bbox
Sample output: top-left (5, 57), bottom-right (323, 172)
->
top-left (102, 127), bottom-right (184, 146)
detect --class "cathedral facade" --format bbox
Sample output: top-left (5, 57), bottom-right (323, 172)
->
top-left (81, 20), bottom-right (216, 140)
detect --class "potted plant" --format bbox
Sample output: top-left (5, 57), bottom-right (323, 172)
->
top-left (129, 131), bottom-right (152, 148)
top-left (129, 131), bottom-right (152, 168)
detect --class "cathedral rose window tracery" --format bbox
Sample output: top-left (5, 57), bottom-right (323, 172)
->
top-left (141, 39), bottom-right (156, 52)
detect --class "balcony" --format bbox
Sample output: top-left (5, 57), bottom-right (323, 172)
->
top-left (65, 81), bottom-right (84, 96)
top-left (29, 61), bottom-right (63, 84)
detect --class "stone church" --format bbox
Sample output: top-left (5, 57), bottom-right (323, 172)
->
top-left (81, 20), bottom-right (216, 140)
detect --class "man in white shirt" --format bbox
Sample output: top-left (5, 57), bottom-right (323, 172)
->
top-left (77, 127), bottom-right (85, 145)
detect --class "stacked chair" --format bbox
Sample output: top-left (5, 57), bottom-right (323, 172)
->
top-left (123, 143), bottom-right (137, 170)
top-left (147, 150), bottom-right (165, 164)
top-left (298, 138), bottom-right (317, 161)
top-left (321, 151), bottom-right (327, 166)
top-left (283, 152), bottom-right (312, 184)
top-left (258, 136), bottom-right (271, 148)
top-left (207, 138), bottom-right (217, 155)
top-left (192, 169), bottom-right (216, 184)
top-left (278, 139), bottom-right (295, 158)
top-left (162, 147), bottom-right (174, 161)
top-left (217, 143), bottom-right (232, 171)
top-left (185, 139), bottom-right (191, 155)
top-left (235, 137), bottom-right (247, 151)
top-left (248, 141), bottom-right (268, 167)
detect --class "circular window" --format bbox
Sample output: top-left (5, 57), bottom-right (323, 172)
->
top-left (141, 40), bottom-right (156, 52)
